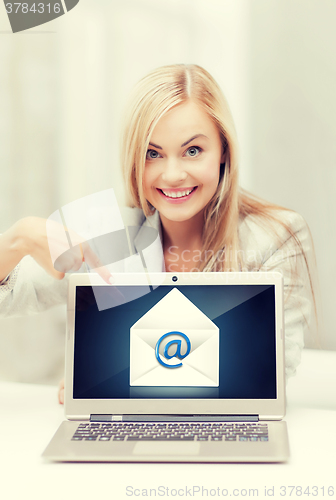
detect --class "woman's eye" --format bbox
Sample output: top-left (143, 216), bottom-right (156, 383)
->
top-left (185, 146), bottom-right (202, 157)
top-left (146, 149), bottom-right (161, 160)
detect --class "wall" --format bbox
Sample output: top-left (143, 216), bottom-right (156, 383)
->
top-left (248, 0), bottom-right (336, 349)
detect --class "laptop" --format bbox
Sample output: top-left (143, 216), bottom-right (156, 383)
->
top-left (42, 271), bottom-right (289, 462)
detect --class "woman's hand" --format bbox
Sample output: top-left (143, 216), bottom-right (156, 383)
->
top-left (58, 378), bottom-right (65, 404)
top-left (18, 216), bottom-right (67, 280)
top-left (0, 216), bottom-right (112, 283)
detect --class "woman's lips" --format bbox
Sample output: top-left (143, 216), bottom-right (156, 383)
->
top-left (156, 186), bottom-right (198, 204)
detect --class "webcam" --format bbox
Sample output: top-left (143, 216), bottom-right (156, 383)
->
top-left (172, 276), bottom-right (178, 282)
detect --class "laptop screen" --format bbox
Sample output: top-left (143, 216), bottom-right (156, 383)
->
top-left (73, 284), bottom-right (277, 400)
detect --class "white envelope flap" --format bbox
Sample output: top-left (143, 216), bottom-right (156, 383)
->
top-left (132, 288), bottom-right (216, 330)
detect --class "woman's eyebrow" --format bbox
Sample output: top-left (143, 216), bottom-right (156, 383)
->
top-left (148, 142), bottom-right (162, 150)
top-left (181, 134), bottom-right (208, 147)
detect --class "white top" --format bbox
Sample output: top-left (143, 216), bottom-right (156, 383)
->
top-left (0, 207), bottom-right (313, 379)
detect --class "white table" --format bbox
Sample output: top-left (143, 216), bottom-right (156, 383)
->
top-left (1, 349), bottom-right (335, 500)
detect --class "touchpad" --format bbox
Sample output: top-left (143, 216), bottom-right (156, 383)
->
top-left (133, 441), bottom-right (200, 456)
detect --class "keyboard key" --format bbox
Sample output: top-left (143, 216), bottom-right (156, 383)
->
top-left (132, 436), bottom-right (154, 440)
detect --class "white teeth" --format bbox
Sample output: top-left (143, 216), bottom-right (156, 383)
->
top-left (161, 188), bottom-right (194, 198)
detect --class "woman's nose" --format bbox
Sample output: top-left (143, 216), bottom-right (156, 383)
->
top-left (161, 159), bottom-right (187, 184)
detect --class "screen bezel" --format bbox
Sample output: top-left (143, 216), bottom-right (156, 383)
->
top-left (64, 272), bottom-right (285, 420)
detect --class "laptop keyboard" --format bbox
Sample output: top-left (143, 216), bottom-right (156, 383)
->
top-left (71, 422), bottom-right (268, 442)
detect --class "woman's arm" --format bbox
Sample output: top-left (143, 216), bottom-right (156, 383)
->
top-left (258, 212), bottom-right (314, 378)
top-left (0, 216), bottom-right (112, 317)
top-left (0, 221), bottom-right (26, 283)
top-left (240, 210), bottom-right (315, 380)
top-left (0, 217), bottom-right (67, 316)
top-left (0, 217), bottom-right (65, 283)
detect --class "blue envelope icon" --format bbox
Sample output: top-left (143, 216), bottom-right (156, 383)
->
top-left (130, 289), bottom-right (219, 387)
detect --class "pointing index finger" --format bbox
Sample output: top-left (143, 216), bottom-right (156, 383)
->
top-left (82, 244), bottom-right (113, 284)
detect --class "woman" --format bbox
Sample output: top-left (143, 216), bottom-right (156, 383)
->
top-left (0, 64), bottom-right (316, 400)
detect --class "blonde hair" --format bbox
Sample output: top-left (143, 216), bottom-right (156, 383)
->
top-left (121, 64), bottom-right (318, 326)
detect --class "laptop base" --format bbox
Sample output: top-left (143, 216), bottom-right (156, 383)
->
top-left (42, 420), bottom-right (290, 463)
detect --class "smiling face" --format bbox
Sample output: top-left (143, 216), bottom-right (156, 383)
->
top-left (143, 100), bottom-right (224, 224)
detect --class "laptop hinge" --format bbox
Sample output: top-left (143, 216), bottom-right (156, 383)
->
top-left (90, 414), bottom-right (259, 423)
